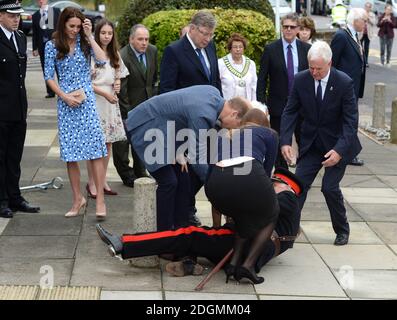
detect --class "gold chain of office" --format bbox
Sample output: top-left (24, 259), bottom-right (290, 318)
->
top-left (223, 56), bottom-right (251, 80)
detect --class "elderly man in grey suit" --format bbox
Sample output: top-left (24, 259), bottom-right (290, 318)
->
top-left (113, 24), bottom-right (158, 187)
top-left (125, 85), bottom-right (251, 231)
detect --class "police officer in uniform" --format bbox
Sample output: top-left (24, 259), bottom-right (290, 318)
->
top-left (331, 0), bottom-right (348, 28)
top-left (0, 0), bottom-right (40, 218)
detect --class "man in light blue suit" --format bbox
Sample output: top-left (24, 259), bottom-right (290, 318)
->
top-left (125, 85), bottom-right (251, 231)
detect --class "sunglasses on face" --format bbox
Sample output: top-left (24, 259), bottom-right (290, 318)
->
top-left (283, 25), bottom-right (298, 30)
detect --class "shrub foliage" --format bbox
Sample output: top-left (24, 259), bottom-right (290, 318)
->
top-left (141, 8), bottom-right (276, 70)
top-left (116, 0), bottom-right (275, 46)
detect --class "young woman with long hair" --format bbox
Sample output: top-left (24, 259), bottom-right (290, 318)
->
top-left (44, 7), bottom-right (108, 220)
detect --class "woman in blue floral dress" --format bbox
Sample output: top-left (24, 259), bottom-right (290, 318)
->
top-left (44, 7), bottom-right (108, 220)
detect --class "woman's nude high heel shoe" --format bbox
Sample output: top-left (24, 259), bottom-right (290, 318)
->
top-left (65, 197), bottom-right (87, 218)
top-left (96, 204), bottom-right (107, 221)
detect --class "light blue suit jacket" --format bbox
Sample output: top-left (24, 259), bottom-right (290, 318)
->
top-left (125, 85), bottom-right (225, 181)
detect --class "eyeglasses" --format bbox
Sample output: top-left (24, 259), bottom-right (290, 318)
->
top-left (282, 25), bottom-right (298, 30)
top-left (196, 26), bottom-right (215, 39)
top-left (231, 45), bottom-right (244, 50)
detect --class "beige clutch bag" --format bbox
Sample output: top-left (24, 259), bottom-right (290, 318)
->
top-left (69, 88), bottom-right (87, 104)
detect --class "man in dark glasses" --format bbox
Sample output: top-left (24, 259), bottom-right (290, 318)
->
top-left (257, 13), bottom-right (311, 170)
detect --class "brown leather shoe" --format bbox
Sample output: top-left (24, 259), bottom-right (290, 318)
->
top-left (165, 258), bottom-right (204, 277)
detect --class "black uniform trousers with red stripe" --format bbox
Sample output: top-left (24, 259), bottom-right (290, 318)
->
top-left (121, 191), bottom-right (300, 272)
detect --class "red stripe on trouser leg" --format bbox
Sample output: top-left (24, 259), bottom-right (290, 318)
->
top-left (122, 226), bottom-right (234, 243)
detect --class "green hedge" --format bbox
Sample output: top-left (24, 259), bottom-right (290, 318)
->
top-left (142, 9), bottom-right (276, 71)
top-left (116, 0), bottom-right (275, 46)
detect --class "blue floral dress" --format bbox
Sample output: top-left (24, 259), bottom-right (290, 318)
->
top-left (44, 35), bottom-right (107, 162)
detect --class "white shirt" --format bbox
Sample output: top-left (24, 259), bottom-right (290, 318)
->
top-left (0, 24), bottom-right (18, 52)
top-left (282, 37), bottom-right (298, 75)
top-left (130, 45), bottom-right (147, 67)
top-left (186, 32), bottom-right (211, 72)
top-left (40, 5), bottom-right (49, 15)
top-left (314, 69), bottom-right (331, 100)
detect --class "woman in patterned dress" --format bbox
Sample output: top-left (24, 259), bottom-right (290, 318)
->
top-left (44, 7), bottom-right (108, 220)
top-left (86, 19), bottom-right (128, 198)
top-left (218, 33), bottom-right (258, 102)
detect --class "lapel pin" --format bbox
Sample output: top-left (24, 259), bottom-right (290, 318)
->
top-left (330, 86), bottom-right (333, 91)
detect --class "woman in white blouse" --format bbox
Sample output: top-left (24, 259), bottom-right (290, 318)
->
top-left (218, 33), bottom-right (257, 102)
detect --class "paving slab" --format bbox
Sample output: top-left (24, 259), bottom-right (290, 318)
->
top-left (342, 187), bottom-right (397, 204)
top-left (0, 236), bottom-right (78, 259)
top-left (313, 244), bottom-right (397, 269)
top-left (259, 295), bottom-right (349, 300)
top-left (340, 175), bottom-right (389, 188)
top-left (2, 215), bottom-right (82, 236)
top-left (165, 291), bottom-right (258, 300)
top-left (303, 187), bottom-right (325, 203)
top-left (0, 258), bottom-right (73, 286)
top-left (331, 269), bottom-right (397, 299)
top-left (301, 222), bottom-right (383, 245)
top-left (70, 257), bottom-right (161, 290)
top-left (390, 245), bottom-right (397, 255)
top-left (367, 222), bottom-right (397, 244)
top-left (101, 290), bottom-right (163, 300)
top-left (162, 269), bottom-right (256, 295)
top-left (266, 244), bottom-right (326, 267)
top-left (301, 202), bottom-right (363, 222)
top-left (348, 203), bottom-right (397, 222)
top-left (77, 217), bottom-right (134, 258)
top-left (343, 165), bottom-right (373, 175)
top-left (377, 175), bottom-right (397, 188)
top-left (25, 130), bottom-right (57, 147)
top-left (0, 218), bottom-right (10, 235)
top-left (195, 200), bottom-right (212, 219)
top-left (255, 265), bottom-right (347, 298)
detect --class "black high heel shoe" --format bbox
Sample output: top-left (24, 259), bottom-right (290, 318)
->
top-left (234, 266), bottom-right (264, 285)
top-left (224, 264), bottom-right (236, 283)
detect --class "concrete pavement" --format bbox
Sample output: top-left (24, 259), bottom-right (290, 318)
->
top-left (0, 33), bottom-right (397, 300)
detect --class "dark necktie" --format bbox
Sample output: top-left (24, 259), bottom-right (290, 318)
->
top-left (316, 80), bottom-right (323, 107)
top-left (287, 44), bottom-right (294, 95)
top-left (195, 48), bottom-right (210, 80)
top-left (139, 54), bottom-right (146, 72)
top-left (9, 33), bottom-right (16, 52)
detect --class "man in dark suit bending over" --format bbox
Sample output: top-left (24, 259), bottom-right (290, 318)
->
top-left (159, 11), bottom-right (222, 226)
top-left (280, 41), bottom-right (362, 246)
top-left (257, 13), bottom-right (311, 169)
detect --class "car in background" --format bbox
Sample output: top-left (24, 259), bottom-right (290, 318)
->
top-left (21, 0), bottom-right (105, 35)
top-left (269, 0), bottom-right (293, 17)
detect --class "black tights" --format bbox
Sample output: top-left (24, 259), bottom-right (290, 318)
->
top-left (230, 222), bottom-right (276, 274)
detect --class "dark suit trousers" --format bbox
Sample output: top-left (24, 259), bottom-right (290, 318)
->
top-left (121, 224), bottom-right (235, 264)
top-left (38, 47), bottom-right (54, 95)
top-left (112, 139), bottom-right (146, 179)
top-left (270, 116), bottom-right (289, 169)
top-left (150, 164), bottom-right (192, 231)
top-left (0, 120), bottom-right (26, 205)
top-left (112, 120), bottom-right (146, 179)
top-left (296, 145), bottom-right (350, 235)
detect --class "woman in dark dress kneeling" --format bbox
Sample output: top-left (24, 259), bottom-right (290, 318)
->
top-left (205, 108), bottom-right (279, 284)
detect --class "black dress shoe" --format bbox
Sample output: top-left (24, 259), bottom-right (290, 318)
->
top-left (349, 157), bottom-right (364, 166)
top-left (0, 207), bottom-right (13, 218)
top-left (122, 177), bottom-right (136, 188)
top-left (10, 200), bottom-right (40, 213)
top-left (96, 224), bottom-right (123, 257)
top-left (135, 171), bottom-right (149, 178)
top-left (334, 234), bottom-right (349, 246)
top-left (188, 213), bottom-right (201, 226)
